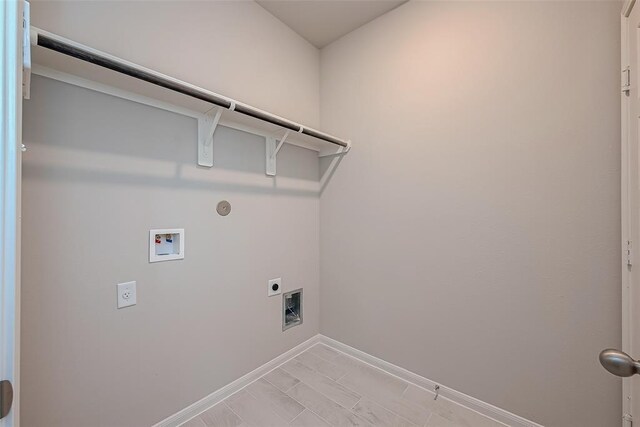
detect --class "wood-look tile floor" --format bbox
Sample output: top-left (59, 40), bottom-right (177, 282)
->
top-left (180, 345), bottom-right (505, 427)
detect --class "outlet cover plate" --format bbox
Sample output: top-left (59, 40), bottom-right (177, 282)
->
top-left (117, 281), bottom-right (137, 309)
top-left (268, 278), bottom-right (282, 297)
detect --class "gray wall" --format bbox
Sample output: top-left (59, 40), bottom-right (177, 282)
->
top-left (23, 2), bottom-right (323, 426)
top-left (319, 2), bottom-right (622, 426)
top-left (21, 76), bottom-right (320, 427)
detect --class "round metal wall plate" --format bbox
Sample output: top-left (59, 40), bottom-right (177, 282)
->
top-left (217, 200), bottom-right (231, 216)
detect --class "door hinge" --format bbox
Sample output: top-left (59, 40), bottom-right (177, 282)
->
top-left (623, 66), bottom-right (631, 96)
top-left (626, 240), bottom-right (633, 267)
top-left (624, 413), bottom-right (632, 427)
top-left (22, 0), bottom-right (31, 99)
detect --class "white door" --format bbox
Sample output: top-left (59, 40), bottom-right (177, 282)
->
top-left (0, 0), bottom-right (23, 426)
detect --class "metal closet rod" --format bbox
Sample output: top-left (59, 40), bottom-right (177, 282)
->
top-left (30, 27), bottom-right (350, 149)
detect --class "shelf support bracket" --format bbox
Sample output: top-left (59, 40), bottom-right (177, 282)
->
top-left (318, 140), bottom-right (352, 158)
top-left (198, 107), bottom-right (223, 167)
top-left (266, 130), bottom-right (291, 176)
top-left (274, 130), bottom-right (290, 158)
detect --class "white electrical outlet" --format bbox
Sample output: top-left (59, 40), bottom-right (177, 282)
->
top-left (268, 278), bottom-right (282, 297)
top-left (117, 281), bottom-right (137, 309)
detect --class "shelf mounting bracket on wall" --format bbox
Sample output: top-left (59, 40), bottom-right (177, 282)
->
top-left (197, 106), bottom-right (223, 167)
top-left (318, 140), bottom-right (352, 158)
top-left (266, 129), bottom-right (291, 176)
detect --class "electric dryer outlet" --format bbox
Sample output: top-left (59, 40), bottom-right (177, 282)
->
top-left (268, 278), bottom-right (282, 297)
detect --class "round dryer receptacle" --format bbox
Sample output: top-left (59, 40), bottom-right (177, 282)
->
top-left (217, 200), bottom-right (231, 216)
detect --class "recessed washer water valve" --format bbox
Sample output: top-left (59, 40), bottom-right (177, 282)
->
top-left (149, 229), bottom-right (184, 263)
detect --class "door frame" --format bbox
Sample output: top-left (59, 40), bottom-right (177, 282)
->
top-left (622, 2), bottom-right (636, 426)
top-left (0, 0), bottom-right (23, 426)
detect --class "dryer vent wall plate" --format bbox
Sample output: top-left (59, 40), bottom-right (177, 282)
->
top-left (283, 288), bottom-right (302, 331)
top-left (217, 200), bottom-right (231, 216)
top-left (149, 229), bottom-right (185, 262)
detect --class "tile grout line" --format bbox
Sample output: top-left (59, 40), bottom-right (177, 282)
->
top-left (334, 371), bottom-right (349, 383)
top-left (177, 414), bottom-right (201, 427)
top-left (307, 345), bottom-right (341, 364)
top-left (261, 372), bottom-right (298, 395)
top-left (222, 401), bottom-right (248, 427)
top-left (423, 412), bottom-right (433, 427)
top-left (298, 349), bottom-right (350, 382)
top-left (303, 407), bottom-right (335, 427)
top-left (241, 379), bottom-right (304, 424)
top-left (282, 381), bottom-right (299, 394)
top-left (287, 409), bottom-right (305, 426)
top-left (295, 360), bottom-right (352, 386)
top-left (349, 396), bottom-right (362, 410)
top-left (349, 392), bottom-right (421, 427)
top-left (282, 383), bottom-right (337, 427)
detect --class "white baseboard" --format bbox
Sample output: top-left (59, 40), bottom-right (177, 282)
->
top-left (152, 334), bottom-right (322, 427)
top-left (154, 334), bottom-right (543, 427)
top-left (319, 336), bottom-right (543, 427)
